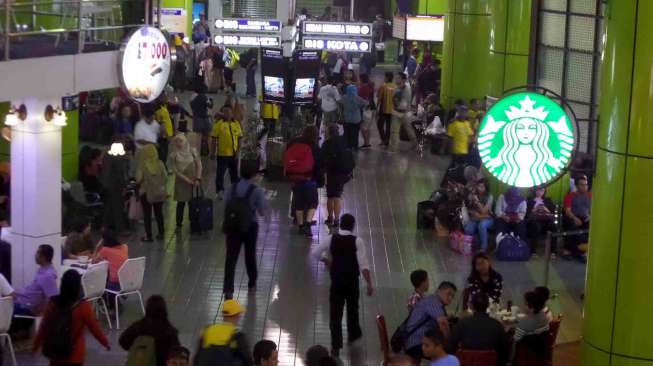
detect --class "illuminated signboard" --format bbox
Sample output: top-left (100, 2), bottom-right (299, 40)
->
top-left (406, 16), bottom-right (445, 42)
top-left (214, 18), bottom-right (282, 32)
top-left (392, 16), bottom-right (406, 39)
top-left (303, 21), bottom-right (372, 37)
top-left (302, 37), bottom-right (371, 53)
top-left (119, 26), bottom-right (171, 103)
top-left (478, 92), bottom-right (576, 188)
top-left (214, 34), bottom-right (281, 47)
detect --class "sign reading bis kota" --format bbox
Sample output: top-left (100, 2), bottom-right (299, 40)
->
top-left (119, 26), bottom-right (171, 103)
top-left (478, 92), bottom-right (576, 188)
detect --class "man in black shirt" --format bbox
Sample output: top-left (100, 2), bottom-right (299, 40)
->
top-left (449, 292), bottom-right (509, 365)
top-left (311, 214), bottom-right (373, 358)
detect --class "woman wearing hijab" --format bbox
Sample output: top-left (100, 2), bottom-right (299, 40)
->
top-left (337, 84), bottom-right (369, 150)
top-left (136, 145), bottom-right (168, 242)
top-left (168, 134), bottom-right (202, 230)
top-left (494, 187), bottom-right (528, 240)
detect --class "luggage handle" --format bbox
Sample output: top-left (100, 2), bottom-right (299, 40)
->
top-left (192, 182), bottom-right (205, 199)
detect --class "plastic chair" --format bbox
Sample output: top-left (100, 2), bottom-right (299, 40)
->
top-left (456, 349), bottom-right (497, 366)
top-left (0, 296), bottom-right (17, 366)
top-left (104, 257), bottom-right (146, 329)
top-left (375, 314), bottom-right (390, 366)
top-left (82, 261), bottom-right (112, 328)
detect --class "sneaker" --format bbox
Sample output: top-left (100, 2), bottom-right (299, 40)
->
top-left (360, 144), bottom-right (372, 149)
top-left (303, 225), bottom-right (313, 237)
top-left (325, 218), bottom-right (334, 227)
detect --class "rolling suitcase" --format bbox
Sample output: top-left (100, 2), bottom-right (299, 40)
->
top-left (189, 187), bottom-right (213, 233)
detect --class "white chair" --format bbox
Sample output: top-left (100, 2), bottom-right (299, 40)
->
top-left (104, 257), bottom-right (146, 329)
top-left (82, 261), bottom-right (112, 329)
top-left (0, 296), bottom-right (17, 366)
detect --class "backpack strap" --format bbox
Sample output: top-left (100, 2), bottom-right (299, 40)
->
top-left (243, 184), bottom-right (256, 200)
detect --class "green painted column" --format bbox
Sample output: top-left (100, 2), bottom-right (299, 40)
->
top-left (441, 0), bottom-right (531, 109)
top-left (583, 1), bottom-right (653, 365)
top-left (417, 0), bottom-right (447, 14)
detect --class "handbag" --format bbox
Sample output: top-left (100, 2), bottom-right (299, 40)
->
top-left (449, 231), bottom-right (473, 256)
top-left (128, 195), bottom-right (143, 221)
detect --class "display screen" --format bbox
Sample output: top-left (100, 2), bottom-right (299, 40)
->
top-left (302, 38), bottom-right (371, 53)
top-left (214, 18), bottom-right (282, 32)
top-left (264, 76), bottom-right (285, 98)
top-left (405, 16), bottom-right (445, 41)
top-left (303, 21), bottom-right (372, 37)
top-left (294, 78), bottom-right (316, 101)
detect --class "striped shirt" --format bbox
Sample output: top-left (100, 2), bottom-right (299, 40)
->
top-left (513, 311), bottom-right (550, 342)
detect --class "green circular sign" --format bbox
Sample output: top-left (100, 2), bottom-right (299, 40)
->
top-left (478, 92), bottom-right (575, 188)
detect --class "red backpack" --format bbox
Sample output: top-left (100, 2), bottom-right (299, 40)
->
top-left (283, 143), bottom-right (315, 182)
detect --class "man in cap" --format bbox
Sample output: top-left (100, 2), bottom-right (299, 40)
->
top-left (194, 299), bottom-right (253, 366)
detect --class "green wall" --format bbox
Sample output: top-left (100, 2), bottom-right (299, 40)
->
top-left (441, 0), bottom-right (532, 109)
top-left (582, 0), bottom-right (653, 365)
top-left (417, 0), bottom-right (447, 14)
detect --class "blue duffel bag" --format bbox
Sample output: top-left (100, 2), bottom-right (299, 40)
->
top-left (496, 234), bottom-right (531, 261)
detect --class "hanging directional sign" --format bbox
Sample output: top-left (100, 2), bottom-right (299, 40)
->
top-left (302, 37), bottom-right (371, 52)
top-left (213, 34), bottom-right (281, 47)
top-left (478, 92), bottom-right (576, 188)
top-left (214, 18), bottom-right (282, 32)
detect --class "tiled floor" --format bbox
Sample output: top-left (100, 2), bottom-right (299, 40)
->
top-left (11, 68), bottom-right (586, 365)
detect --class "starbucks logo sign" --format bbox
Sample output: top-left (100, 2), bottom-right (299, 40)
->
top-left (478, 92), bottom-right (575, 188)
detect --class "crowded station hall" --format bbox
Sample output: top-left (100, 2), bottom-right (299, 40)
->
top-left (0, 0), bottom-right (647, 365)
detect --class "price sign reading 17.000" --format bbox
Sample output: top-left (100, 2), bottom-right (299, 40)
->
top-left (120, 26), bottom-right (172, 103)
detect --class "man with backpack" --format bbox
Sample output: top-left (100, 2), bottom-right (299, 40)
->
top-left (311, 214), bottom-right (373, 358)
top-left (320, 125), bottom-right (355, 229)
top-left (194, 299), bottom-right (253, 366)
top-left (222, 160), bottom-right (266, 300)
top-left (284, 126), bottom-right (322, 237)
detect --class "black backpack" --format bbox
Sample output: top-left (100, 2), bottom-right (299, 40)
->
top-left (42, 300), bottom-right (77, 359)
top-left (390, 314), bottom-right (431, 353)
top-left (222, 185), bottom-right (257, 235)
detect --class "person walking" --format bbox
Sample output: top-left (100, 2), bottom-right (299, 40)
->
top-left (33, 270), bottom-right (110, 365)
top-left (168, 134), bottom-right (202, 230)
top-left (320, 125), bottom-right (355, 228)
top-left (389, 72), bottom-right (416, 152)
top-left (311, 214), bottom-right (373, 358)
top-left (120, 295), bottom-right (181, 366)
top-left (222, 160), bottom-right (266, 299)
top-left (357, 74), bottom-right (376, 149)
top-left (338, 85), bottom-right (369, 150)
top-left (246, 51), bottom-right (258, 97)
top-left (190, 84), bottom-right (213, 156)
top-left (318, 77), bottom-right (341, 127)
top-left (211, 106), bottom-right (242, 200)
top-left (136, 145), bottom-right (167, 242)
top-left (376, 72), bottom-right (396, 147)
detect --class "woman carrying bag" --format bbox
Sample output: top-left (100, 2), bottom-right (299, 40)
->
top-left (168, 134), bottom-right (202, 231)
top-left (136, 145), bottom-right (168, 242)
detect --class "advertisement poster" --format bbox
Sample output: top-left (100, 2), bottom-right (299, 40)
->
top-left (405, 16), bottom-right (445, 42)
top-left (158, 8), bottom-right (188, 35)
top-left (119, 26), bottom-right (171, 103)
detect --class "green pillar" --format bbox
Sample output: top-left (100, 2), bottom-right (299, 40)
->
top-left (417, 0), bottom-right (447, 14)
top-left (583, 1), bottom-right (653, 365)
top-left (441, 0), bottom-right (531, 108)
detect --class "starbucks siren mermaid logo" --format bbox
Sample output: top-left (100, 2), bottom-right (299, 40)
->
top-left (478, 93), bottom-right (575, 188)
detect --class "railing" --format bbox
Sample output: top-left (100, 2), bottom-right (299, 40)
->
top-left (1, 0), bottom-right (154, 61)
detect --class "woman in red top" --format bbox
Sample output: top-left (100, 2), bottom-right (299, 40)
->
top-left (357, 74), bottom-right (376, 149)
top-left (33, 270), bottom-right (110, 365)
top-left (93, 227), bottom-right (129, 290)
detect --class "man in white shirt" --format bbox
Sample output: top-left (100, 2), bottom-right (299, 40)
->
top-left (134, 108), bottom-right (161, 150)
top-left (318, 77), bottom-right (342, 126)
top-left (332, 54), bottom-right (346, 84)
top-left (311, 214), bottom-right (373, 358)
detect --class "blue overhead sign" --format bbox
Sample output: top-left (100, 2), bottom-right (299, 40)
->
top-left (214, 18), bottom-right (282, 32)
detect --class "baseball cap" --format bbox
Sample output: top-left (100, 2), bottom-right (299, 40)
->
top-left (223, 299), bottom-right (245, 317)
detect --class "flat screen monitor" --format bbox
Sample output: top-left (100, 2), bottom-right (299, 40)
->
top-left (264, 76), bottom-right (285, 102)
top-left (405, 16), bottom-right (445, 42)
top-left (293, 78), bottom-right (316, 103)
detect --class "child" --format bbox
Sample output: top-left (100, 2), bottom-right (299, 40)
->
top-left (407, 269), bottom-right (429, 311)
top-left (422, 330), bottom-right (460, 366)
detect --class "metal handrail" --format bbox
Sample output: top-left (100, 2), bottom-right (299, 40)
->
top-left (3, 0), bottom-right (151, 61)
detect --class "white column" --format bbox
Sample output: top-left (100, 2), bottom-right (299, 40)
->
top-left (277, 0), bottom-right (294, 22)
top-left (7, 97), bottom-right (62, 288)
